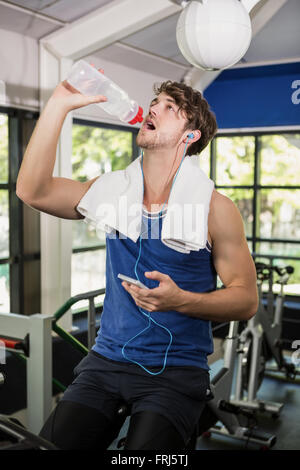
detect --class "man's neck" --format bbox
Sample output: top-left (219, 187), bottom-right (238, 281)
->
top-left (141, 147), bottom-right (186, 207)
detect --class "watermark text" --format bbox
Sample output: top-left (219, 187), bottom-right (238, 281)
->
top-left (291, 80), bottom-right (300, 105)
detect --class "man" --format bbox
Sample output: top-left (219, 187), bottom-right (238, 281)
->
top-left (16, 74), bottom-right (258, 450)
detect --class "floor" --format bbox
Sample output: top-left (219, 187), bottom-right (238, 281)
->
top-left (196, 367), bottom-right (300, 450)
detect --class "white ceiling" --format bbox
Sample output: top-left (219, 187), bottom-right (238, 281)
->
top-left (121, 13), bottom-right (189, 66)
top-left (120, 0), bottom-right (300, 66)
top-left (243, 0), bottom-right (300, 63)
top-left (0, 0), bottom-right (299, 78)
top-left (0, 0), bottom-right (112, 24)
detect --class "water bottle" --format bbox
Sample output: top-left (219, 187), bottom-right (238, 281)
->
top-left (66, 60), bottom-right (144, 125)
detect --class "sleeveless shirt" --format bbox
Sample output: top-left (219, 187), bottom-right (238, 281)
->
top-left (92, 205), bottom-right (217, 371)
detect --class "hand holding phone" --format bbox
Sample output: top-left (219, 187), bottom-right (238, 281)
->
top-left (118, 273), bottom-right (149, 289)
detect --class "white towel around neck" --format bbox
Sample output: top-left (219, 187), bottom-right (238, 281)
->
top-left (76, 155), bottom-right (214, 254)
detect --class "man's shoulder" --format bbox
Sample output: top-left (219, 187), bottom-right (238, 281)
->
top-left (210, 189), bottom-right (236, 212)
top-left (208, 190), bottom-right (243, 243)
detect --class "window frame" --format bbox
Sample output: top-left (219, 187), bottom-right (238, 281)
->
top-left (212, 130), bottom-right (300, 301)
top-left (0, 106), bottom-right (40, 314)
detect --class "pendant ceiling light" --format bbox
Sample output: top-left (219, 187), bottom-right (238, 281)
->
top-left (176, 0), bottom-right (252, 71)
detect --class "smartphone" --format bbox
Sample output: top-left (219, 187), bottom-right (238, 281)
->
top-left (118, 273), bottom-right (149, 289)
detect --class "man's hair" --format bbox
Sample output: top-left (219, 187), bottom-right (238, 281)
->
top-left (153, 80), bottom-right (218, 156)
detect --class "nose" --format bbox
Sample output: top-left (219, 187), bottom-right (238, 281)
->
top-left (149, 107), bottom-right (157, 118)
top-left (149, 102), bottom-right (159, 117)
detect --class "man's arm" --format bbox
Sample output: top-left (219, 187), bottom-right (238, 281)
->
top-left (16, 77), bottom-right (107, 219)
top-left (177, 191), bottom-right (258, 321)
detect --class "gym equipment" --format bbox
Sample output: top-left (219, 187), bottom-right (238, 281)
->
top-left (0, 414), bottom-right (58, 450)
top-left (0, 370), bottom-right (57, 450)
top-left (0, 289), bottom-right (106, 450)
top-left (231, 262), bottom-right (296, 417)
top-left (196, 321), bottom-right (276, 449)
top-left (0, 312), bottom-right (53, 434)
top-left (0, 335), bottom-right (30, 356)
top-left (0, 288), bottom-right (103, 435)
top-left (52, 287), bottom-right (105, 351)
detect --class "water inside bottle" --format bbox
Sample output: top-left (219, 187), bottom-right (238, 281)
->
top-left (67, 61), bottom-right (137, 122)
top-left (99, 81), bottom-right (133, 118)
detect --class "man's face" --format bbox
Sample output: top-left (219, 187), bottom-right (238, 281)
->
top-left (136, 93), bottom-right (188, 150)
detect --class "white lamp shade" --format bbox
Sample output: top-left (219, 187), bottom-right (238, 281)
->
top-left (176, 0), bottom-right (252, 71)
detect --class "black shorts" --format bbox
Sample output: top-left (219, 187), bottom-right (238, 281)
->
top-left (61, 350), bottom-right (213, 444)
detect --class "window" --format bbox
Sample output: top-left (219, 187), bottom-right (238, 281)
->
top-left (198, 143), bottom-right (210, 176)
top-left (0, 108), bottom-right (39, 314)
top-left (71, 120), bottom-right (139, 312)
top-left (213, 132), bottom-right (300, 296)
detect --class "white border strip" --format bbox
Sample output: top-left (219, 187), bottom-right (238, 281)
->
top-left (232, 58), bottom-right (300, 69)
top-left (217, 125), bottom-right (300, 134)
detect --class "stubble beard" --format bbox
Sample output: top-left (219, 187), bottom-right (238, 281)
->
top-left (136, 129), bottom-right (182, 151)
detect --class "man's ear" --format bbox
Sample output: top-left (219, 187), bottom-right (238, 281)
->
top-left (182, 130), bottom-right (201, 143)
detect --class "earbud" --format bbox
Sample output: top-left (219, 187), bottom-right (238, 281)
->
top-left (187, 133), bottom-right (194, 139)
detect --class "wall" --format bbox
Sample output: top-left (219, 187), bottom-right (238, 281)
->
top-left (204, 62), bottom-right (300, 130)
top-left (0, 27), bottom-right (39, 109)
top-left (0, 26), bottom-right (166, 126)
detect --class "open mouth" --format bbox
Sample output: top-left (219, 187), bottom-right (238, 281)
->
top-left (144, 120), bottom-right (156, 131)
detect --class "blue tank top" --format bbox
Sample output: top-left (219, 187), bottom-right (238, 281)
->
top-left (92, 206), bottom-right (217, 370)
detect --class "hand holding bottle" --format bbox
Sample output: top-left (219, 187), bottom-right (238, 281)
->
top-left (66, 60), bottom-right (143, 124)
top-left (49, 66), bottom-right (108, 113)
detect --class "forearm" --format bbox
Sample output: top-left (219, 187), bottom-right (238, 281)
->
top-left (16, 98), bottom-right (67, 201)
top-left (177, 285), bottom-right (258, 322)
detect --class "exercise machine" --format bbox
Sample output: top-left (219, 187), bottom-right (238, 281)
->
top-left (196, 321), bottom-right (276, 449)
top-left (0, 414), bottom-right (58, 450)
top-left (0, 312), bottom-right (53, 433)
top-left (0, 370), bottom-right (57, 450)
top-left (231, 262), bottom-right (296, 417)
